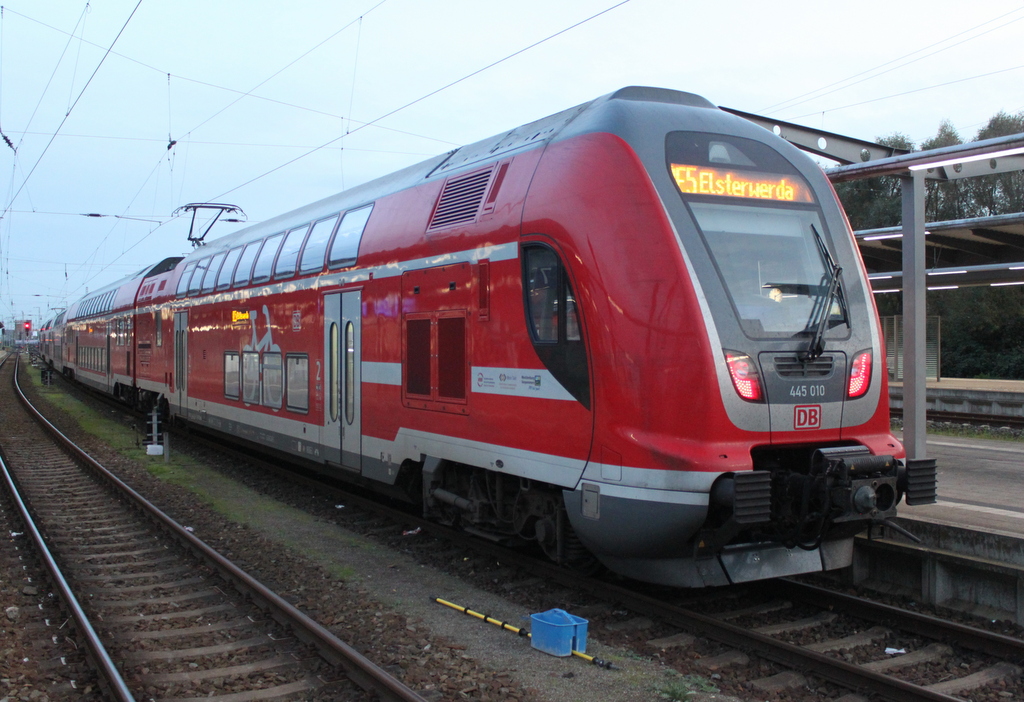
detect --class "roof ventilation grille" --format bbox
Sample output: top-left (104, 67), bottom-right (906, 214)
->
top-left (428, 167), bottom-right (494, 231)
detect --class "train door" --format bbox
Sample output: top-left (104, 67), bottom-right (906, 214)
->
top-left (105, 321), bottom-right (113, 392)
top-left (173, 311), bottom-right (188, 415)
top-left (323, 291), bottom-right (361, 472)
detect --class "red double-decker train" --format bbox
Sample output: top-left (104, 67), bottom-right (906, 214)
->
top-left (40, 87), bottom-right (932, 587)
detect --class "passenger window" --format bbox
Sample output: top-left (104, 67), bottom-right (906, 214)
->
top-left (524, 247), bottom-right (559, 342)
top-left (405, 316), bottom-right (432, 397)
top-left (328, 323), bottom-right (339, 422)
top-left (251, 233), bottom-right (284, 284)
top-left (345, 323), bottom-right (355, 424)
top-left (217, 247), bottom-right (243, 290)
top-left (188, 258), bottom-right (210, 296)
top-left (274, 225), bottom-right (310, 279)
top-left (300, 214), bottom-right (340, 274)
top-left (328, 205), bottom-right (373, 268)
top-left (437, 316), bottom-right (466, 400)
top-left (233, 241), bottom-right (262, 287)
top-left (403, 312), bottom-right (467, 408)
top-left (286, 354), bottom-right (309, 412)
top-left (521, 244), bottom-right (590, 408)
top-left (202, 252), bottom-right (227, 294)
top-left (242, 351), bottom-right (260, 403)
top-left (262, 352), bottom-right (283, 409)
top-left (176, 261), bottom-right (197, 298)
top-left (224, 352), bottom-right (240, 399)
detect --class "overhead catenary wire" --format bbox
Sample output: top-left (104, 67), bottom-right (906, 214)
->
top-left (2, 0), bottom-right (144, 218)
top-left (0, 5), bottom-right (12, 151)
top-left (339, 13), bottom-right (366, 190)
top-left (0, 6), bottom-right (462, 149)
top-left (7, 0), bottom-right (631, 317)
top-left (48, 0), bottom-right (637, 312)
top-left (58, 1), bottom-right (392, 306)
top-left (783, 63), bottom-right (1024, 123)
top-left (211, 0), bottom-right (634, 202)
top-left (761, 6), bottom-right (1024, 116)
top-left (176, 0), bottom-right (389, 142)
top-left (4, 2), bottom-right (93, 154)
top-left (66, 1), bottom-right (90, 116)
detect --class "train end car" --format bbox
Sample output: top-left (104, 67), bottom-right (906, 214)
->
top-left (61, 86), bottom-right (933, 588)
top-left (514, 87), bottom-right (924, 586)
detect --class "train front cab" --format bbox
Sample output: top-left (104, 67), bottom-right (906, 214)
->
top-left (527, 91), bottom-right (933, 587)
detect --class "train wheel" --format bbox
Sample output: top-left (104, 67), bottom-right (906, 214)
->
top-left (562, 526), bottom-right (601, 575)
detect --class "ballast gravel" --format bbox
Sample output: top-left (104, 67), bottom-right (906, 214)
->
top-left (11, 367), bottom-right (738, 702)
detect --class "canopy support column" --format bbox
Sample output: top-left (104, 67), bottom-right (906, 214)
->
top-left (900, 171), bottom-right (927, 460)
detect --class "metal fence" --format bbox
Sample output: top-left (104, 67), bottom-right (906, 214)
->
top-left (881, 315), bottom-right (941, 382)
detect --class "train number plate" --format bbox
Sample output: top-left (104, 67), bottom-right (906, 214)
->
top-left (794, 405), bottom-right (821, 430)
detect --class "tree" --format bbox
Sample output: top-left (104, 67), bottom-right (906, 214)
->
top-left (930, 286), bottom-right (1024, 378)
top-left (921, 120), bottom-right (972, 222)
top-left (969, 111), bottom-right (1024, 216)
top-left (833, 133), bottom-right (914, 230)
top-left (833, 113), bottom-right (1024, 379)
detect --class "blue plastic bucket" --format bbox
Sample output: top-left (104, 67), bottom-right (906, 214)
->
top-left (530, 608), bottom-right (588, 657)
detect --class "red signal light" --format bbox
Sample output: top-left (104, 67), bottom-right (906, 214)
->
top-left (23, 321), bottom-right (31, 332)
top-left (848, 351), bottom-right (872, 398)
top-left (725, 351), bottom-right (763, 402)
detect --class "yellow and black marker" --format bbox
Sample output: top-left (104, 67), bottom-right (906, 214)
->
top-left (432, 597), bottom-right (617, 670)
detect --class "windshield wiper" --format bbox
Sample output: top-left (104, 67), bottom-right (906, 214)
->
top-left (802, 224), bottom-right (843, 361)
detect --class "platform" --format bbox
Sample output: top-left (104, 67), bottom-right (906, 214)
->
top-left (897, 433), bottom-right (1024, 539)
top-left (854, 433), bottom-right (1024, 622)
top-left (890, 377), bottom-right (1024, 419)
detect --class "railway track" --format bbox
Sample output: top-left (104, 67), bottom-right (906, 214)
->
top-left (890, 406), bottom-right (1024, 429)
top-left (0, 352), bottom-right (426, 702)
top-left (26, 356), bottom-right (1024, 700)
top-left (175, 423), bottom-right (1024, 701)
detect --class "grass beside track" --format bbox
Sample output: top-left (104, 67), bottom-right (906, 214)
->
top-left (23, 365), bottom-right (366, 581)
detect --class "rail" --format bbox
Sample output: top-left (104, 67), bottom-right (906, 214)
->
top-left (10, 352), bottom-right (427, 702)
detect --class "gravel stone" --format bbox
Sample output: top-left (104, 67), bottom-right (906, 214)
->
top-left (13, 365), bottom-right (702, 702)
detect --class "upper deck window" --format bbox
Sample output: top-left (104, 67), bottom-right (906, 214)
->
top-left (176, 261), bottom-right (197, 298)
top-left (274, 224), bottom-right (310, 279)
top-left (188, 258), bottom-right (211, 296)
top-left (252, 233), bottom-right (284, 284)
top-left (233, 241), bottom-right (262, 287)
top-left (328, 205), bottom-right (373, 269)
top-left (201, 252), bottom-right (227, 294)
top-left (299, 214), bottom-right (340, 274)
top-left (217, 247), bottom-right (243, 290)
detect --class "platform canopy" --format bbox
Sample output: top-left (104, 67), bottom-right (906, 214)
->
top-left (857, 212), bottom-right (1024, 292)
top-left (725, 106), bottom-right (1024, 463)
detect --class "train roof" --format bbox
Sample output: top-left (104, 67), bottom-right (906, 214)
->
top-left (176, 86), bottom-right (723, 262)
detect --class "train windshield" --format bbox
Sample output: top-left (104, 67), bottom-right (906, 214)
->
top-left (667, 131), bottom-right (847, 338)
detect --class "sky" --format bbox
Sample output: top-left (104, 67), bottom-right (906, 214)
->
top-left (1, 0), bottom-right (1023, 329)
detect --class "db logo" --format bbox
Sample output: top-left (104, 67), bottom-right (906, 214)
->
top-left (794, 405), bottom-right (821, 430)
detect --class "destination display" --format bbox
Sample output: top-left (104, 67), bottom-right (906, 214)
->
top-left (670, 164), bottom-right (813, 203)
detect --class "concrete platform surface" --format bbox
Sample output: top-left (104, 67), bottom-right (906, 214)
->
top-left (890, 377), bottom-right (1024, 393)
top-left (898, 434), bottom-right (1024, 539)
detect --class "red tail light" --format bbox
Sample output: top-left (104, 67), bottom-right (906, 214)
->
top-left (725, 351), bottom-right (763, 402)
top-left (848, 350), bottom-right (872, 398)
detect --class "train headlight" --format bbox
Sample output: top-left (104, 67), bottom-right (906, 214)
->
top-left (725, 350), bottom-right (763, 402)
top-left (848, 350), bottom-right (872, 398)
